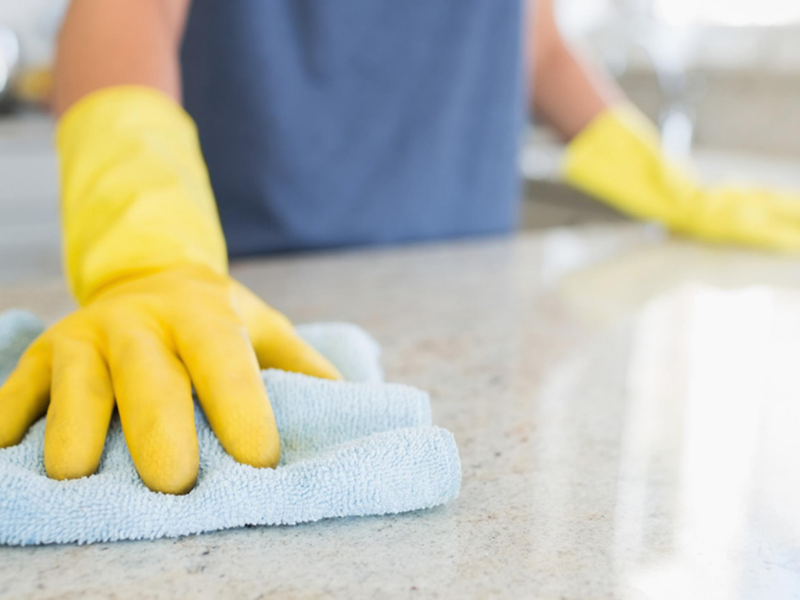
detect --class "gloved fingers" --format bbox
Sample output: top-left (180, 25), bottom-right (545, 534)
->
top-left (744, 197), bottom-right (800, 249)
top-left (251, 313), bottom-right (343, 380)
top-left (233, 282), bottom-right (342, 380)
top-left (0, 336), bottom-right (51, 448)
top-left (737, 191), bottom-right (800, 226)
top-left (108, 329), bottom-right (198, 494)
top-left (762, 221), bottom-right (800, 252)
top-left (706, 189), bottom-right (800, 251)
top-left (44, 336), bottom-right (114, 480)
top-left (770, 200), bottom-right (800, 233)
top-left (173, 315), bottom-right (281, 468)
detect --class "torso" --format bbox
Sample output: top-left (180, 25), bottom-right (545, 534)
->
top-left (181, 0), bottom-right (525, 256)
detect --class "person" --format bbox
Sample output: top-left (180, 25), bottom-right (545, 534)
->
top-left (1, 0), bottom-right (798, 494)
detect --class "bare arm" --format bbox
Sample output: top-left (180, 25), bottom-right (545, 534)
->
top-left (527, 0), bottom-right (623, 140)
top-left (53, 0), bottom-right (191, 116)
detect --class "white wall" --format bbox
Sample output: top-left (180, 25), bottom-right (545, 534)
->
top-left (0, 0), bottom-right (68, 66)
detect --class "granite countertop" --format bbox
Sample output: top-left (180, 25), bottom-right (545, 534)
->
top-left (2, 224), bottom-right (800, 599)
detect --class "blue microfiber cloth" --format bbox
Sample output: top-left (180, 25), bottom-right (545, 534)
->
top-left (0, 310), bottom-right (461, 545)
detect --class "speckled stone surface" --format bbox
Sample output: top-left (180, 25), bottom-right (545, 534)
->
top-left (2, 224), bottom-right (800, 599)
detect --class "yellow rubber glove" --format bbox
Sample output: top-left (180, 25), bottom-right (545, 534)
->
top-left (563, 104), bottom-right (800, 251)
top-left (0, 86), bottom-right (340, 494)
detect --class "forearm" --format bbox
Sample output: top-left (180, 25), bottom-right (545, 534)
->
top-left (52, 0), bottom-right (226, 302)
top-left (531, 42), bottom-right (622, 141)
top-left (53, 0), bottom-right (190, 115)
top-left (527, 0), bottom-right (622, 141)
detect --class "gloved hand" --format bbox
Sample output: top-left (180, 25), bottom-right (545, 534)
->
top-left (563, 105), bottom-right (800, 251)
top-left (0, 266), bottom-right (340, 494)
top-left (0, 86), bottom-right (340, 494)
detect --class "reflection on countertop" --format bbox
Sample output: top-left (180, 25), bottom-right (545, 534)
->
top-left (1, 223), bottom-right (799, 598)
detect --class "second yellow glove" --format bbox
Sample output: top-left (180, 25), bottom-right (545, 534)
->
top-left (563, 105), bottom-right (800, 251)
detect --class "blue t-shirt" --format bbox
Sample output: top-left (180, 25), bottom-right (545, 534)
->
top-left (181, 0), bottom-right (525, 257)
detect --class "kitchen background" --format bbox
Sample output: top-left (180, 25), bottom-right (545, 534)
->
top-left (1, 0), bottom-right (800, 284)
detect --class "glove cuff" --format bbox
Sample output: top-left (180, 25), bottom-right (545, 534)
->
top-left (57, 85), bottom-right (228, 304)
top-left (561, 103), bottom-right (701, 229)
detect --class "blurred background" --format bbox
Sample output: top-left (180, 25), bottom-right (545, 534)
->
top-left (1, 0), bottom-right (800, 284)
top-left (522, 0), bottom-right (800, 231)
